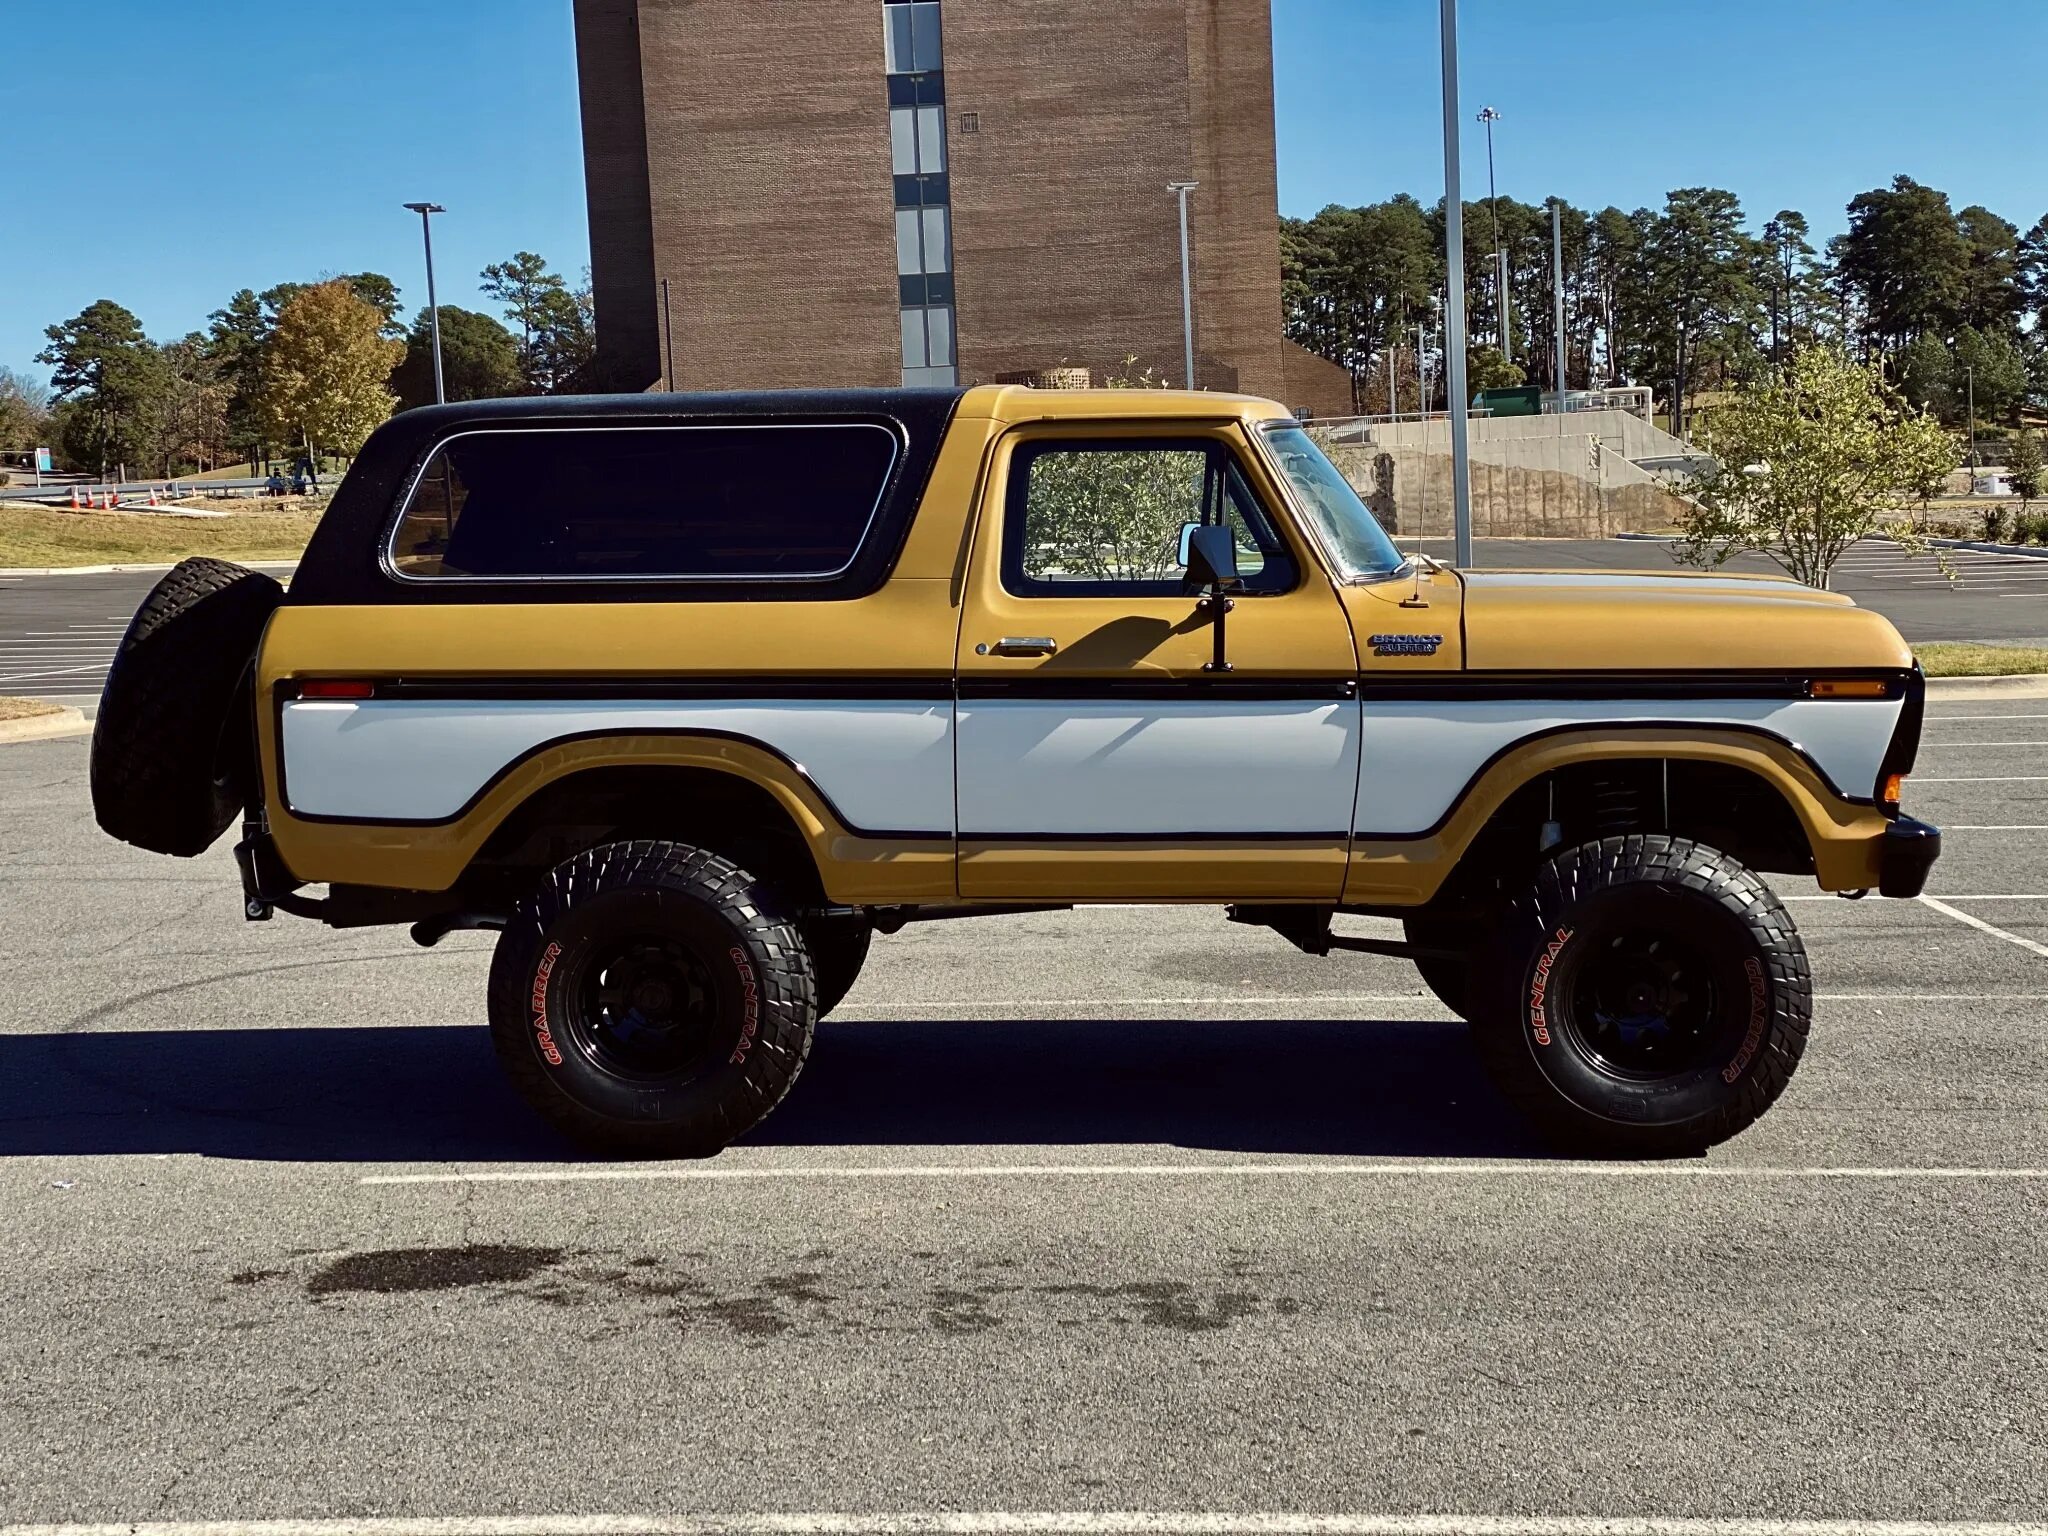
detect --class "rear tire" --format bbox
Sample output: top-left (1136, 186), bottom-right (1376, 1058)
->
top-left (487, 839), bottom-right (816, 1156)
top-left (91, 558), bottom-right (282, 856)
top-left (802, 912), bottom-right (873, 1018)
top-left (1473, 835), bottom-right (1811, 1156)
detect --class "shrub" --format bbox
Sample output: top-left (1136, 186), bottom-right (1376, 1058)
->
top-left (1980, 505), bottom-right (2008, 542)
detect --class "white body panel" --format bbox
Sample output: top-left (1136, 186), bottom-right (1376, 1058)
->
top-left (280, 698), bottom-right (954, 833)
top-left (955, 699), bottom-right (1361, 836)
top-left (280, 691), bottom-right (1898, 846)
top-left (1355, 696), bottom-right (1902, 836)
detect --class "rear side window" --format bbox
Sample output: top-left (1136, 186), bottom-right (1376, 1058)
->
top-left (387, 423), bottom-right (901, 581)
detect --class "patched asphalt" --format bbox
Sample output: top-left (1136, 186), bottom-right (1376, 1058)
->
top-left (2, 706), bottom-right (2045, 1526)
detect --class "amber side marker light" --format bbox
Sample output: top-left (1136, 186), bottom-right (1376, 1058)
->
top-left (1808, 678), bottom-right (1891, 698)
top-left (297, 680), bottom-right (375, 700)
top-left (1884, 774), bottom-right (1905, 805)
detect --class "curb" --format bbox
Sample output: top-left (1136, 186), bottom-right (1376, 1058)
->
top-left (0, 706), bottom-right (88, 744)
top-left (0, 561), bottom-right (299, 577)
top-left (1924, 675), bottom-right (2048, 699)
top-left (1930, 537), bottom-right (2048, 561)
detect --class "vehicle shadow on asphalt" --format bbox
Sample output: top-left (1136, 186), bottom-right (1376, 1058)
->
top-left (0, 1016), bottom-right (1543, 1162)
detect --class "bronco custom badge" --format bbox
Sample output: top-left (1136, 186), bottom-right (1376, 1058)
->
top-left (1367, 633), bottom-right (1444, 656)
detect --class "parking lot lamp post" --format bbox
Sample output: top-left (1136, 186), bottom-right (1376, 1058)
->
top-left (1169, 181), bottom-right (1199, 389)
top-left (1441, 1), bottom-right (1474, 566)
top-left (1478, 106), bottom-right (1507, 362)
top-left (1966, 366), bottom-right (1976, 474)
top-left (403, 202), bottom-right (447, 405)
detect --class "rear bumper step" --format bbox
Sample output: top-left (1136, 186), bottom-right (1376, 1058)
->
top-left (1879, 816), bottom-right (1941, 899)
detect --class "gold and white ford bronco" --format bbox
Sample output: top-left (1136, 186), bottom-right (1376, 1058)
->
top-left (92, 386), bottom-right (1940, 1157)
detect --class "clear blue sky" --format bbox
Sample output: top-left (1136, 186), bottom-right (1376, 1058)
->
top-left (5, 0), bottom-right (2043, 384)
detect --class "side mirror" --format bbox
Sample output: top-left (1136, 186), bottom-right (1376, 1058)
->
top-left (1180, 523), bottom-right (1243, 596)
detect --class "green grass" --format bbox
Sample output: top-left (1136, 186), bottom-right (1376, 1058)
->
top-left (1915, 642), bottom-right (2048, 677)
top-left (0, 504), bottom-right (318, 568)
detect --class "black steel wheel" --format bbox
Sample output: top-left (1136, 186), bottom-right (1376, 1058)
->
top-left (487, 839), bottom-right (817, 1156)
top-left (1474, 835), bottom-right (1811, 1156)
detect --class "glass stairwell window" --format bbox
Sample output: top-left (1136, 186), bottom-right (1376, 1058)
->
top-left (883, 0), bottom-right (956, 386)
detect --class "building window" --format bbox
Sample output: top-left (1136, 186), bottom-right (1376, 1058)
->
top-left (883, 1), bottom-right (942, 75)
top-left (896, 206), bottom-right (950, 278)
top-left (959, 111), bottom-right (979, 134)
top-left (888, 104), bottom-right (946, 176)
top-left (901, 304), bottom-right (955, 371)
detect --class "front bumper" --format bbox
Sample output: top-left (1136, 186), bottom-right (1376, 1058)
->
top-left (1879, 815), bottom-right (1942, 898)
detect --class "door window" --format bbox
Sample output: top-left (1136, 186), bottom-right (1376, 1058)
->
top-left (1001, 439), bottom-right (1298, 597)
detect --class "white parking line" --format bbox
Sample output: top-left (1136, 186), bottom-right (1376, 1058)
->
top-left (10, 1520), bottom-right (2048, 1536)
top-left (1925, 713), bottom-right (2048, 720)
top-left (1918, 741), bottom-right (2048, 747)
top-left (1913, 776), bottom-right (2048, 783)
top-left (825, 992), bottom-right (2043, 1014)
top-left (1920, 896), bottom-right (2048, 959)
top-left (1943, 825), bottom-right (2048, 830)
top-left (1783, 893), bottom-right (2047, 901)
top-left (361, 1163), bottom-right (2048, 1188)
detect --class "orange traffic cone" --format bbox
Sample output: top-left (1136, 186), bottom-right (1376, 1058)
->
top-left (109, 492), bottom-right (120, 509)
top-left (70, 487), bottom-right (81, 508)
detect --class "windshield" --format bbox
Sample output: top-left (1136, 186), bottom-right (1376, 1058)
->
top-left (1257, 424), bottom-right (1404, 580)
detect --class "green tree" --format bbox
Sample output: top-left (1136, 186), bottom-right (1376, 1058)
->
top-left (1895, 332), bottom-right (1956, 418)
top-left (36, 300), bottom-right (170, 477)
top-left (1466, 346), bottom-right (1525, 392)
top-left (2020, 214), bottom-right (2048, 331)
top-left (2008, 429), bottom-right (2042, 517)
top-left (392, 305), bottom-right (523, 409)
top-left (1626, 188), bottom-right (1765, 435)
top-left (1836, 176), bottom-right (1970, 357)
top-left (340, 273), bottom-right (406, 338)
top-left (1758, 210), bottom-right (1828, 370)
top-left (1955, 206), bottom-right (2025, 336)
top-left (1585, 206), bottom-right (1644, 383)
top-left (1953, 325), bottom-right (2027, 425)
top-left (479, 252), bottom-right (593, 392)
top-left (1281, 197), bottom-right (1438, 406)
top-left (1678, 348), bottom-right (1955, 588)
top-left (205, 288), bottom-right (273, 463)
top-left (256, 281), bottom-right (404, 462)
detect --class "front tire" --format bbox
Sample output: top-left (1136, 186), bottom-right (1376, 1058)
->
top-left (1404, 914), bottom-right (1480, 1021)
top-left (487, 840), bottom-right (816, 1156)
top-left (1474, 835), bottom-right (1811, 1156)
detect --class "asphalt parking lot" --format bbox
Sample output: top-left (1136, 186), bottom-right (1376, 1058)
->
top-left (2, 697), bottom-right (2045, 1530)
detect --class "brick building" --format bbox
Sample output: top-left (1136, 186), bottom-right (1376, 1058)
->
top-left (573, 0), bottom-right (1351, 414)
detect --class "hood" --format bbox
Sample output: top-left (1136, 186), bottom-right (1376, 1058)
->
top-left (1457, 568), bottom-right (1913, 673)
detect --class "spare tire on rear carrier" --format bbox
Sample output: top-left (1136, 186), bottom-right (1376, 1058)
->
top-left (92, 557), bottom-right (283, 857)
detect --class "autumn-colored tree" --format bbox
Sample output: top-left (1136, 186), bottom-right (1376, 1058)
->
top-left (256, 281), bottom-right (403, 462)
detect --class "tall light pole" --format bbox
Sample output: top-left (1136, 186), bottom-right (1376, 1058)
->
top-left (1477, 106), bottom-right (1508, 363)
top-left (1550, 198), bottom-right (1567, 411)
top-left (403, 202), bottom-right (447, 405)
top-left (1966, 366), bottom-right (1977, 474)
top-left (1168, 180), bottom-right (1199, 390)
top-left (1441, 1), bottom-right (1474, 566)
